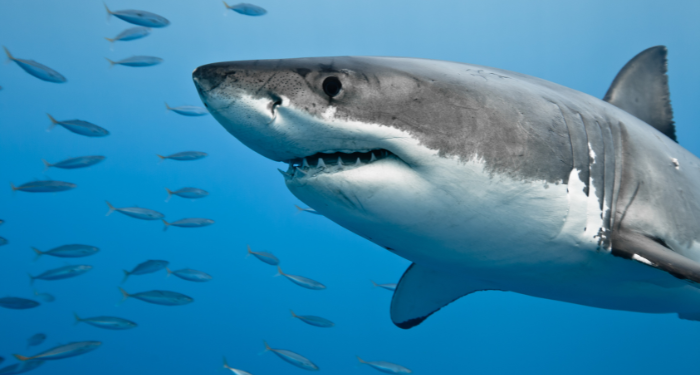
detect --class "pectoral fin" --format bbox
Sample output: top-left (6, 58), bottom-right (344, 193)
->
top-left (611, 229), bottom-right (700, 284)
top-left (390, 263), bottom-right (499, 329)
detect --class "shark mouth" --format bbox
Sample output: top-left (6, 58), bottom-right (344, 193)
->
top-left (279, 149), bottom-right (398, 180)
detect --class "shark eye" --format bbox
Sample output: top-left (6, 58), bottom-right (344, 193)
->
top-left (322, 77), bottom-right (342, 98)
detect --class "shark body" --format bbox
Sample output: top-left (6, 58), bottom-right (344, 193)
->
top-left (193, 47), bottom-right (700, 327)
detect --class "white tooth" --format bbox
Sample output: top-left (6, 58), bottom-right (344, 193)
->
top-left (302, 158), bottom-right (309, 168)
top-left (355, 157), bottom-right (361, 166)
top-left (337, 157), bottom-right (343, 167)
top-left (295, 167), bottom-right (307, 176)
top-left (317, 158), bottom-right (326, 168)
top-left (277, 168), bottom-right (292, 180)
top-left (370, 153), bottom-right (377, 162)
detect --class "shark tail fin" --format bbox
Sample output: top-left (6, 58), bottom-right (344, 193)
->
top-left (73, 312), bottom-right (82, 325)
top-left (162, 219), bottom-right (171, 232)
top-left (32, 247), bottom-right (43, 261)
top-left (13, 354), bottom-right (29, 362)
top-left (42, 159), bottom-right (52, 172)
top-left (105, 201), bottom-right (116, 216)
top-left (121, 270), bottom-right (130, 284)
top-left (46, 113), bottom-right (58, 131)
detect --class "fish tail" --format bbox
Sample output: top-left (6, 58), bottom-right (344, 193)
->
top-left (263, 340), bottom-right (272, 352)
top-left (165, 267), bottom-right (172, 277)
top-left (105, 200), bottom-right (116, 216)
top-left (10, 182), bottom-right (17, 191)
top-left (370, 280), bottom-right (378, 288)
top-left (162, 219), bottom-right (170, 231)
top-left (156, 154), bottom-right (167, 161)
top-left (294, 204), bottom-right (305, 214)
top-left (13, 354), bottom-right (29, 361)
top-left (121, 270), bottom-right (130, 284)
top-left (246, 244), bottom-right (253, 258)
top-left (290, 309), bottom-right (297, 318)
top-left (46, 113), bottom-right (58, 131)
top-left (165, 188), bottom-right (172, 202)
top-left (105, 58), bottom-right (115, 68)
top-left (117, 287), bottom-right (129, 305)
top-left (165, 102), bottom-right (171, 110)
top-left (32, 247), bottom-right (43, 261)
top-left (104, 37), bottom-right (115, 43)
top-left (357, 356), bottom-right (366, 364)
top-left (104, 2), bottom-right (112, 18)
top-left (222, 356), bottom-right (230, 369)
top-left (222, 1), bottom-right (231, 8)
top-left (73, 312), bottom-right (82, 325)
top-left (2, 46), bottom-right (14, 61)
top-left (41, 159), bottom-right (52, 171)
top-left (275, 266), bottom-right (284, 277)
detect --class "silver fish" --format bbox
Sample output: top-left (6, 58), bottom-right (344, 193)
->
top-left (74, 312), bottom-right (137, 330)
top-left (106, 56), bottom-right (163, 67)
top-left (11, 180), bottom-right (76, 193)
top-left (47, 114), bottom-right (109, 137)
top-left (105, 27), bottom-right (151, 43)
top-left (29, 265), bottom-right (93, 284)
top-left (14, 341), bottom-right (101, 361)
top-left (3, 47), bottom-right (66, 83)
top-left (106, 201), bottom-right (164, 220)
top-left (166, 268), bottom-right (212, 282)
top-left (32, 244), bottom-right (99, 260)
top-left (223, 2), bottom-right (267, 16)
top-left (165, 187), bottom-right (209, 201)
top-left (262, 341), bottom-right (318, 371)
top-left (122, 260), bottom-right (169, 283)
top-left (223, 357), bottom-right (253, 375)
top-left (162, 218), bottom-right (214, 231)
top-left (290, 310), bottom-right (334, 328)
top-left (165, 103), bottom-right (208, 116)
top-left (119, 287), bottom-right (193, 306)
top-left (42, 156), bottom-right (105, 170)
top-left (277, 266), bottom-right (325, 290)
top-left (26, 334), bottom-right (46, 348)
top-left (247, 245), bottom-right (279, 266)
top-left (157, 151), bottom-right (208, 161)
top-left (371, 280), bottom-right (397, 291)
top-left (357, 357), bottom-right (412, 374)
top-left (104, 5), bottom-right (170, 28)
top-left (0, 297), bottom-right (39, 310)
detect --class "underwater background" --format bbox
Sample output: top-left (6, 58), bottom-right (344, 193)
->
top-left (1, 0), bottom-right (700, 373)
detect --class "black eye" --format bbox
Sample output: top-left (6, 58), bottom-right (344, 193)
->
top-left (322, 76), bottom-right (342, 98)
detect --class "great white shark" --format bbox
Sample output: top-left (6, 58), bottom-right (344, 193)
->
top-left (193, 46), bottom-right (700, 328)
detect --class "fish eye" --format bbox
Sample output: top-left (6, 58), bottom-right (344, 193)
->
top-left (322, 77), bottom-right (342, 98)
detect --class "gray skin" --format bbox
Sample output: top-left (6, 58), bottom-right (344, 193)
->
top-left (193, 47), bottom-right (700, 326)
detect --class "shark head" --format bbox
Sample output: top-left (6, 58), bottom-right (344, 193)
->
top-left (193, 56), bottom-right (585, 272)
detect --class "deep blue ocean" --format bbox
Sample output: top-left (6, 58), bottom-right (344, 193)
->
top-left (1, 0), bottom-right (700, 374)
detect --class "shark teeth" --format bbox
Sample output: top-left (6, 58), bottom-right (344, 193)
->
top-left (280, 149), bottom-right (396, 181)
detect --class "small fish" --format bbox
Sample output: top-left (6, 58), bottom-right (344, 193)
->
top-left (157, 151), bottom-right (208, 161)
top-left (11, 180), bottom-right (76, 193)
top-left (104, 4), bottom-right (170, 28)
top-left (14, 341), bottom-right (101, 361)
top-left (371, 280), bottom-right (397, 291)
top-left (29, 265), bottom-right (93, 284)
top-left (262, 341), bottom-right (318, 371)
top-left (106, 201), bottom-right (164, 220)
top-left (32, 244), bottom-right (99, 261)
top-left (223, 357), bottom-right (253, 375)
top-left (0, 297), bottom-right (40, 310)
top-left (106, 56), bottom-right (163, 67)
top-left (47, 114), bottom-right (110, 137)
top-left (74, 312), bottom-right (137, 330)
top-left (223, 2), bottom-right (267, 16)
top-left (290, 310), bottom-right (334, 328)
top-left (105, 27), bottom-right (151, 43)
top-left (42, 156), bottom-right (105, 171)
top-left (295, 205), bottom-right (321, 215)
top-left (165, 187), bottom-right (209, 201)
top-left (277, 266), bottom-right (325, 290)
top-left (247, 245), bottom-right (279, 266)
top-left (162, 218), bottom-right (214, 231)
top-left (165, 103), bottom-right (209, 116)
top-left (26, 334), bottom-right (46, 348)
top-left (33, 290), bottom-right (55, 303)
top-left (122, 260), bottom-right (169, 283)
top-left (3, 47), bottom-right (66, 83)
top-left (118, 287), bottom-right (193, 306)
top-left (0, 360), bottom-right (44, 374)
top-left (166, 268), bottom-right (212, 282)
top-left (0, 237), bottom-right (7, 247)
top-left (357, 357), bottom-right (412, 374)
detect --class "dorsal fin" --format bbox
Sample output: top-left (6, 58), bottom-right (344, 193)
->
top-left (603, 46), bottom-right (675, 142)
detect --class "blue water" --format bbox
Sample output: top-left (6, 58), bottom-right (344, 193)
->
top-left (1, 0), bottom-right (700, 373)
